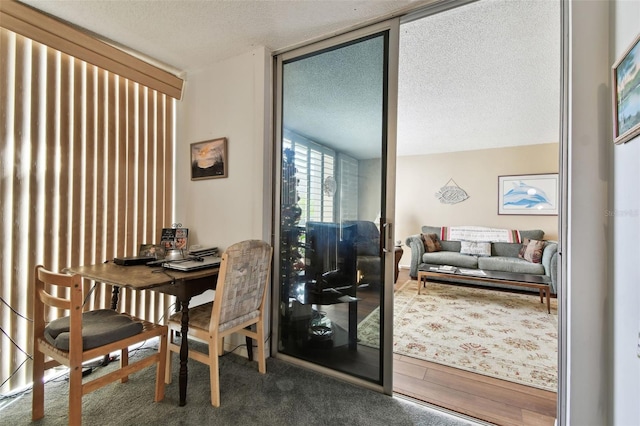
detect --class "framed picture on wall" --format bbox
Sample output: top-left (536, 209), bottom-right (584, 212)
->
top-left (190, 137), bottom-right (228, 180)
top-left (498, 173), bottom-right (558, 215)
top-left (612, 32), bottom-right (640, 145)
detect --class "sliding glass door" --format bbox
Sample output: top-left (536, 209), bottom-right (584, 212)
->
top-left (273, 20), bottom-right (398, 391)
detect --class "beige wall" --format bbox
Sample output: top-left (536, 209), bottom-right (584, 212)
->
top-left (395, 143), bottom-right (559, 267)
top-left (358, 158), bottom-right (382, 222)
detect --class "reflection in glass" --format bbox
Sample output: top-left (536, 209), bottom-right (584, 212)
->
top-left (277, 34), bottom-right (387, 383)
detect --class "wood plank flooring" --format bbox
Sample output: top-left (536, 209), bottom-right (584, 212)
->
top-left (392, 269), bottom-right (557, 426)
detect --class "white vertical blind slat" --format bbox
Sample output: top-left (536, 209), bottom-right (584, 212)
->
top-left (0, 28), bottom-right (175, 393)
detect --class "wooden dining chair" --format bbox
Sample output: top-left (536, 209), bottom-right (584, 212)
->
top-left (165, 240), bottom-right (273, 407)
top-left (32, 265), bottom-right (168, 424)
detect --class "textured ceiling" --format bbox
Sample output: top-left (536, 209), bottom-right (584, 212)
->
top-left (19, 0), bottom-right (419, 73)
top-left (398, 0), bottom-right (560, 156)
top-left (283, 35), bottom-right (386, 160)
top-left (19, 0), bottom-right (560, 158)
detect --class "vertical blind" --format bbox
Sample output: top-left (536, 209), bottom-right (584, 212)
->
top-left (0, 27), bottom-right (176, 393)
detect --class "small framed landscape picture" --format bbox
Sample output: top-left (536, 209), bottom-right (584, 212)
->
top-left (191, 137), bottom-right (228, 180)
top-left (498, 173), bottom-right (558, 216)
top-left (612, 33), bottom-right (640, 145)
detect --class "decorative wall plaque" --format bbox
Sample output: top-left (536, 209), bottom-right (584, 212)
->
top-left (435, 178), bottom-right (469, 204)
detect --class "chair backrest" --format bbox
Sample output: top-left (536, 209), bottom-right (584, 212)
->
top-left (210, 240), bottom-right (272, 332)
top-left (33, 265), bottom-right (84, 360)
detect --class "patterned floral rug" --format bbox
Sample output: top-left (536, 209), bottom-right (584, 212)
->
top-left (357, 280), bottom-right (558, 391)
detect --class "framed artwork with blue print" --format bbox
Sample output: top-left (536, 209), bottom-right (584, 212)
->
top-left (498, 173), bottom-right (558, 216)
top-left (612, 32), bottom-right (640, 145)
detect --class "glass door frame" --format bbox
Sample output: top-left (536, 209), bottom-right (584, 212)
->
top-left (272, 18), bottom-right (399, 395)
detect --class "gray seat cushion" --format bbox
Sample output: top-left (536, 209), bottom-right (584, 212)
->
top-left (478, 256), bottom-right (545, 275)
top-left (44, 309), bottom-right (143, 351)
top-left (422, 252), bottom-right (478, 269)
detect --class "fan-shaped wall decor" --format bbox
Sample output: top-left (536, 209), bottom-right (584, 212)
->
top-left (435, 178), bottom-right (469, 204)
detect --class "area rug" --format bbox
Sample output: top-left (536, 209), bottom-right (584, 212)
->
top-left (358, 280), bottom-right (558, 392)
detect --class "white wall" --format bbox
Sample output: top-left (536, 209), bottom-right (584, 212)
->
top-left (566, 1), bottom-right (640, 424)
top-left (175, 47), bottom-right (271, 351)
top-left (566, 2), bottom-right (610, 424)
top-left (611, 2), bottom-right (640, 425)
top-left (176, 47), bottom-right (270, 250)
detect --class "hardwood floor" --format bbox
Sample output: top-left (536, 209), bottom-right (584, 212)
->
top-left (391, 268), bottom-right (557, 426)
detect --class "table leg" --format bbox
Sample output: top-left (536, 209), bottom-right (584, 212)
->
top-left (103, 286), bottom-right (121, 366)
top-left (178, 298), bottom-right (190, 406)
top-left (110, 285), bottom-right (120, 310)
top-left (245, 331), bottom-right (253, 361)
top-left (348, 300), bottom-right (358, 350)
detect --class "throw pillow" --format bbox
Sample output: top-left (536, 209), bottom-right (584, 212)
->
top-left (460, 240), bottom-right (491, 257)
top-left (420, 233), bottom-right (442, 253)
top-left (518, 238), bottom-right (545, 263)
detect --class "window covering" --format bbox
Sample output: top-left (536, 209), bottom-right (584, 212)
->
top-left (0, 0), bottom-right (183, 99)
top-left (0, 26), bottom-right (175, 393)
top-left (283, 132), bottom-right (336, 225)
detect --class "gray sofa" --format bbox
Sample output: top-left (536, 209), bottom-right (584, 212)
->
top-left (406, 226), bottom-right (558, 294)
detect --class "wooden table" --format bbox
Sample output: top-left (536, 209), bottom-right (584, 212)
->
top-left (69, 262), bottom-right (219, 406)
top-left (417, 264), bottom-right (552, 313)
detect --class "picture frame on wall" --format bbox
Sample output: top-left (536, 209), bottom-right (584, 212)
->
top-left (191, 137), bottom-right (228, 180)
top-left (612, 32), bottom-right (640, 145)
top-left (498, 173), bottom-right (558, 216)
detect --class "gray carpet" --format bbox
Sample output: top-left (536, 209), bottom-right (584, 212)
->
top-left (1, 343), bottom-right (478, 425)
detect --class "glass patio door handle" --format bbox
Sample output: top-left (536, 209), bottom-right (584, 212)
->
top-left (382, 222), bottom-right (393, 253)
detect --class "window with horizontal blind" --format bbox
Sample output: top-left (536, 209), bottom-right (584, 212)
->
top-left (283, 131), bottom-right (336, 225)
top-left (337, 154), bottom-right (359, 221)
top-left (0, 25), bottom-right (176, 394)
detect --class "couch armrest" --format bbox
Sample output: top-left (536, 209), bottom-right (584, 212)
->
top-left (405, 234), bottom-right (424, 278)
top-left (542, 241), bottom-right (558, 294)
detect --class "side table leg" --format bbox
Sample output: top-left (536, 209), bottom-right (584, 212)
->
top-left (179, 298), bottom-right (190, 406)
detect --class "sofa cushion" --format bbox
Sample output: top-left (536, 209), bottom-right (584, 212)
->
top-left (421, 233), bottom-right (442, 252)
top-left (440, 240), bottom-right (461, 252)
top-left (421, 225), bottom-right (461, 251)
top-left (422, 252), bottom-right (478, 269)
top-left (518, 238), bottom-right (545, 263)
top-left (491, 242), bottom-right (523, 258)
top-left (460, 240), bottom-right (491, 257)
top-left (478, 256), bottom-right (545, 275)
top-left (519, 229), bottom-right (545, 241)
top-left (421, 226), bottom-right (441, 236)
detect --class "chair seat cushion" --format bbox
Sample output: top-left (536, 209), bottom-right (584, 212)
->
top-left (44, 309), bottom-right (143, 351)
top-left (169, 302), bottom-right (260, 332)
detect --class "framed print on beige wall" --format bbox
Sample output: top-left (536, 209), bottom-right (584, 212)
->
top-left (498, 173), bottom-right (558, 215)
top-left (612, 32), bottom-right (640, 145)
top-left (191, 137), bottom-right (228, 180)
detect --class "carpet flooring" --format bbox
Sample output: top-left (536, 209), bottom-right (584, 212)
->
top-left (0, 343), bottom-right (479, 425)
top-left (358, 280), bottom-right (558, 392)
